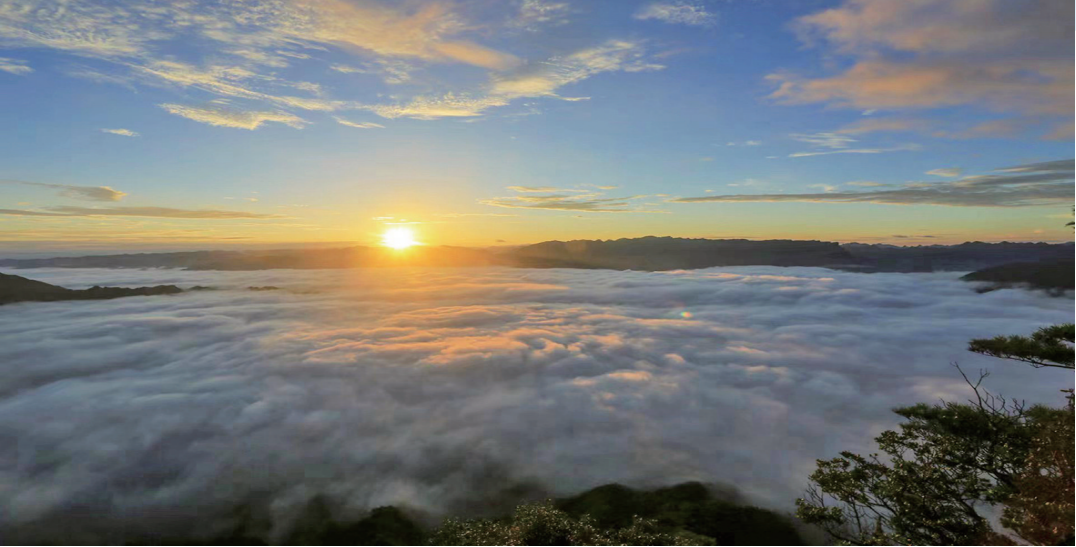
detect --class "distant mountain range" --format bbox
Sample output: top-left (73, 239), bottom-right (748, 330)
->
top-left (961, 259), bottom-right (1074, 294)
top-left (0, 272), bottom-right (182, 305)
top-left (1, 237), bottom-right (1070, 273)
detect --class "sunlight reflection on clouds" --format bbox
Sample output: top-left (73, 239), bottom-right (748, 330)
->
top-left (0, 266), bottom-right (1070, 541)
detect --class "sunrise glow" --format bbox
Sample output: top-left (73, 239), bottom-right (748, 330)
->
top-left (381, 227), bottom-right (418, 249)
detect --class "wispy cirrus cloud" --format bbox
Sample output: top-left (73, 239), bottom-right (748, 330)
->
top-left (787, 132), bottom-right (920, 158)
top-left (634, 2), bottom-right (716, 27)
top-left (0, 180), bottom-right (127, 201)
top-left (0, 206), bottom-right (283, 219)
top-left (509, 0), bottom-right (572, 32)
top-left (0, 1), bottom-right (665, 126)
top-left (481, 186), bottom-right (663, 213)
top-left (0, 57), bottom-right (31, 74)
top-left (505, 186), bottom-right (588, 193)
top-left (769, 0), bottom-right (1073, 140)
top-left (100, 128), bottom-right (139, 137)
top-left (788, 144), bottom-right (920, 158)
top-left (0, 0), bottom-right (517, 68)
top-left (925, 168), bottom-right (962, 178)
top-left (364, 40), bottom-right (664, 120)
top-left (671, 159), bottom-right (1074, 208)
top-left (836, 117), bottom-right (930, 135)
top-left (362, 93), bottom-right (510, 120)
top-left (160, 104), bottom-right (307, 130)
top-left (334, 117), bottom-right (384, 129)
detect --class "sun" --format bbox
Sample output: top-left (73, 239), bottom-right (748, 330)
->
top-left (382, 227), bottom-right (418, 249)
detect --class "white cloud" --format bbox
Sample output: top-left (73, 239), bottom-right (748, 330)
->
top-left (789, 132), bottom-right (856, 149)
top-left (788, 132), bottom-right (920, 158)
top-left (926, 168), bottom-right (962, 178)
top-left (481, 188), bottom-right (663, 213)
top-left (0, 0), bottom-right (517, 68)
top-left (0, 2), bottom-right (664, 124)
top-left (363, 94), bottom-right (510, 120)
top-left (510, 0), bottom-right (572, 31)
top-left (506, 186), bottom-right (589, 193)
top-left (331, 59), bottom-right (414, 84)
top-left (0, 266), bottom-right (1068, 543)
top-left (484, 40), bottom-right (663, 104)
top-left (0, 206), bottom-right (282, 218)
top-left (348, 38), bottom-right (663, 121)
top-left (634, 2), bottom-right (716, 27)
top-left (160, 104), bottom-right (307, 130)
top-left (769, 0), bottom-right (1072, 135)
top-left (334, 117), bottom-right (385, 129)
top-left (788, 144), bottom-right (920, 158)
top-left (672, 158), bottom-right (1074, 207)
top-left (100, 128), bottom-right (139, 137)
top-left (0, 180), bottom-right (127, 201)
top-left (0, 57), bottom-right (31, 74)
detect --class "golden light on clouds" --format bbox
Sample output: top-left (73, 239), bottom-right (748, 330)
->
top-left (382, 227), bottom-right (418, 249)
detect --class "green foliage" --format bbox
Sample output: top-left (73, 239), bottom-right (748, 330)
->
top-left (432, 482), bottom-right (804, 546)
top-left (1000, 397), bottom-right (1075, 545)
top-left (968, 323), bottom-right (1075, 369)
top-left (281, 500), bottom-right (427, 546)
top-left (557, 482), bottom-right (803, 546)
top-left (794, 395), bottom-right (1059, 544)
top-left (430, 500), bottom-right (699, 546)
top-left (798, 323), bottom-right (1076, 545)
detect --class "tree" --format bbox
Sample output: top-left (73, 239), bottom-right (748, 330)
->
top-left (968, 323), bottom-right (1074, 370)
top-left (430, 501), bottom-right (701, 546)
top-left (999, 394), bottom-right (1074, 545)
top-left (796, 324), bottom-right (1075, 545)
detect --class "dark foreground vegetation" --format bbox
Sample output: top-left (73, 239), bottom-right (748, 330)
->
top-left (960, 259), bottom-right (1074, 294)
top-left (0, 272), bottom-right (181, 305)
top-left (797, 323), bottom-right (1075, 545)
top-left (209, 483), bottom-right (802, 546)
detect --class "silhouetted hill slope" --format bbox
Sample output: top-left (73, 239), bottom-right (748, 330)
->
top-left (556, 482), bottom-right (803, 546)
top-left (961, 259), bottom-right (1074, 293)
top-left (0, 272), bottom-right (182, 305)
top-left (1, 238), bottom-right (1070, 273)
top-left (202, 482), bottom-right (802, 545)
top-left (510, 236), bottom-right (852, 270)
top-left (0, 246), bottom-right (495, 270)
top-left (840, 241), bottom-right (1073, 272)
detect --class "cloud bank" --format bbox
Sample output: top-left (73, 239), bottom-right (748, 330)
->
top-left (672, 159), bottom-right (1073, 207)
top-left (0, 266), bottom-right (1070, 543)
top-left (770, 0), bottom-right (1074, 139)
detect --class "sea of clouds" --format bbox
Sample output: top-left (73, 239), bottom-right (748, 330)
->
top-left (0, 266), bottom-right (1071, 542)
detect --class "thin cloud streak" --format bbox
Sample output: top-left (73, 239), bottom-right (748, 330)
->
top-left (671, 159), bottom-right (1074, 207)
top-left (0, 180), bottom-right (127, 201)
top-left (0, 206), bottom-right (283, 219)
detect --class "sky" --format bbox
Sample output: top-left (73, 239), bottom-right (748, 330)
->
top-left (0, 0), bottom-right (1072, 251)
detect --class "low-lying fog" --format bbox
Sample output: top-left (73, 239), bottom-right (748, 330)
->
top-left (1, 266), bottom-right (1071, 541)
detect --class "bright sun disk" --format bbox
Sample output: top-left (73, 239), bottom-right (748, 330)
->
top-left (382, 227), bottom-right (417, 249)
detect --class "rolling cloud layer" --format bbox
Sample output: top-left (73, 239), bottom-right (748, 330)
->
top-left (0, 266), bottom-right (1071, 542)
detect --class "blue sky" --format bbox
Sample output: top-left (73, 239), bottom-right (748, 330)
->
top-left (0, 0), bottom-right (1072, 252)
